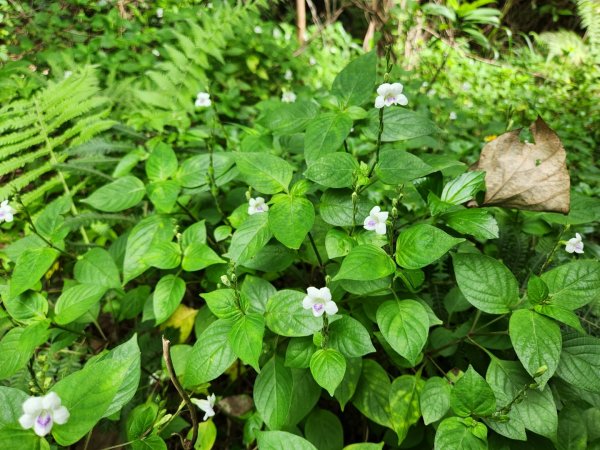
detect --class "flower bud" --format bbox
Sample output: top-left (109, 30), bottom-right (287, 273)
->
top-left (220, 275), bottom-right (231, 286)
top-left (391, 207), bottom-right (398, 219)
top-left (351, 191), bottom-right (358, 203)
top-left (533, 365), bottom-right (548, 378)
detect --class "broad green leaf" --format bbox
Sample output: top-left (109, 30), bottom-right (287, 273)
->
top-left (310, 348), bottom-right (346, 396)
top-left (182, 221), bottom-right (207, 247)
top-left (228, 213), bottom-right (272, 264)
top-left (556, 332), bottom-right (600, 393)
top-left (509, 309), bottom-right (562, 387)
top-left (131, 435), bottom-right (166, 450)
top-left (123, 215), bottom-right (176, 283)
top-left (235, 152), bottom-right (294, 194)
top-left (269, 194), bottom-right (315, 249)
top-left (305, 152), bottom-right (358, 188)
top-left (176, 153), bottom-right (236, 192)
top-left (257, 431), bottom-right (317, 450)
top-left (10, 247), bottom-right (59, 298)
top-left (74, 248), bottom-right (120, 289)
top-left (366, 108), bottom-right (437, 142)
top-left (441, 171), bottom-right (486, 205)
top-left (375, 148), bottom-right (435, 185)
top-left (126, 403), bottom-right (158, 440)
top-left (389, 375), bottom-right (424, 444)
top-left (434, 417), bottom-right (487, 450)
top-left (265, 290), bottom-right (322, 337)
top-left (146, 142), bottom-right (177, 181)
top-left (328, 315), bottom-right (375, 358)
top-left (319, 189), bottom-right (372, 227)
top-left (82, 176), bottom-right (145, 212)
top-left (304, 409), bottom-right (344, 450)
top-left (146, 180), bottom-right (180, 213)
top-left (55, 283), bottom-right (107, 324)
top-left (153, 275), bottom-right (186, 324)
top-left (352, 359), bottom-right (392, 428)
top-left (182, 242), bottom-right (224, 272)
top-left (0, 322), bottom-right (49, 380)
top-left (420, 377), bottom-right (451, 425)
top-left (450, 366), bottom-right (496, 417)
top-left (258, 100), bottom-right (319, 135)
top-left (141, 241), bottom-right (181, 270)
top-left (285, 368), bottom-right (322, 427)
top-left (229, 313), bottom-right (264, 372)
top-left (453, 253), bottom-right (519, 314)
top-left (304, 112), bottom-right (353, 164)
top-left (395, 224), bottom-right (464, 269)
top-left (3, 291), bottom-right (47, 322)
top-left (0, 387), bottom-right (41, 449)
top-left (557, 404), bottom-right (587, 450)
top-left (183, 319), bottom-right (236, 388)
top-left (285, 337), bottom-right (315, 369)
top-left (325, 229), bottom-right (354, 259)
top-left (254, 357), bottom-right (293, 430)
top-left (534, 304), bottom-right (585, 333)
top-left (343, 445), bottom-right (384, 450)
top-left (241, 275), bottom-right (276, 314)
top-left (331, 51), bottom-right (376, 107)
top-left (333, 244), bottom-right (396, 281)
top-left (442, 208), bottom-right (499, 240)
top-left (541, 260), bottom-right (600, 310)
top-left (376, 299), bottom-right (429, 365)
top-left (335, 357), bottom-right (362, 411)
top-left (201, 289), bottom-right (241, 320)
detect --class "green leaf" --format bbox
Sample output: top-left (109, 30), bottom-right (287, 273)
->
top-left (441, 171), bottom-right (486, 205)
top-left (557, 403), bottom-right (587, 450)
top-left (509, 309), bottom-right (562, 388)
top-left (259, 100), bottom-right (319, 135)
top-left (55, 283), bottom-right (107, 325)
top-left (310, 348), bottom-right (347, 396)
top-left (328, 315), bottom-right (375, 358)
top-left (257, 431), bottom-right (317, 450)
top-left (82, 176), bottom-right (145, 212)
top-left (10, 247), bottom-right (59, 298)
top-left (541, 260), bottom-right (600, 310)
top-left (0, 387), bottom-right (41, 449)
top-left (305, 153), bottom-right (358, 188)
top-left (228, 213), bottom-right (272, 264)
top-left (352, 359), bottom-right (392, 428)
top-left (434, 417), bottom-right (487, 450)
top-left (375, 149), bottom-right (435, 185)
top-left (376, 299), bottom-right (429, 365)
top-left (183, 319), bottom-right (236, 387)
top-left (331, 51), bottom-right (377, 107)
top-left (319, 189), bottom-right (372, 227)
top-left (450, 366), bottom-right (496, 417)
top-left (146, 142), bottom-right (178, 181)
top-left (420, 377), bottom-right (452, 425)
top-left (285, 337), bottom-right (315, 369)
top-left (333, 244), bottom-right (396, 281)
top-left (453, 253), bottom-right (519, 314)
top-left (534, 304), bottom-right (585, 333)
top-left (366, 108), bottom-right (437, 142)
top-left (304, 112), bottom-right (353, 164)
top-left (389, 375), bottom-right (424, 444)
top-left (2, 291), bottom-right (48, 322)
top-left (442, 208), bottom-right (499, 240)
top-left (182, 221), bottom-right (207, 247)
top-left (334, 357), bottom-right (362, 411)
top-left (182, 242), bottom-right (224, 272)
top-left (253, 357), bottom-right (293, 430)
top-left (74, 248), bottom-right (120, 289)
top-left (201, 289), bottom-right (241, 320)
top-left (285, 368), bottom-right (322, 427)
top-left (229, 313), bottom-right (264, 372)
top-left (153, 275), bottom-right (186, 325)
top-left (126, 403), bottom-right (158, 440)
top-left (235, 152), bottom-right (294, 194)
top-left (395, 224), bottom-right (464, 269)
top-left (0, 322), bottom-right (49, 380)
top-left (241, 275), bottom-right (276, 314)
top-left (304, 409), bottom-right (344, 450)
top-left (269, 194), bottom-right (315, 249)
top-left (556, 332), bottom-right (600, 393)
top-left (147, 180), bottom-right (181, 213)
top-left (265, 290), bottom-right (322, 337)
top-left (343, 445), bottom-right (384, 450)
top-left (325, 229), bottom-right (354, 259)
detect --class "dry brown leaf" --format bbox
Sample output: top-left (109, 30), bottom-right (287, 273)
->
top-left (474, 117), bottom-right (570, 213)
top-left (217, 394), bottom-right (254, 418)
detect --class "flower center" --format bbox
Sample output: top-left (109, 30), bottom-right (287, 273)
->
top-left (367, 219), bottom-right (376, 227)
top-left (312, 303), bottom-right (324, 312)
top-left (37, 412), bottom-right (52, 427)
top-left (256, 205), bottom-right (263, 211)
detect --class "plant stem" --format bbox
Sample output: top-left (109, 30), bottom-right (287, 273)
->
top-left (308, 232), bottom-right (324, 269)
top-left (367, 107), bottom-right (385, 178)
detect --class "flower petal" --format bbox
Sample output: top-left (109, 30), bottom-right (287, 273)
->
top-left (397, 94), bottom-right (408, 106)
top-left (306, 287), bottom-right (320, 298)
top-left (33, 413), bottom-right (53, 437)
top-left (303, 295), bottom-right (316, 309)
top-left (318, 287), bottom-right (332, 302)
top-left (369, 206), bottom-right (381, 215)
top-left (390, 82), bottom-right (404, 94)
top-left (22, 397), bottom-right (43, 415)
top-left (376, 83), bottom-right (391, 96)
top-left (19, 414), bottom-right (35, 429)
top-left (324, 300), bottom-right (338, 316)
top-left (374, 96), bottom-right (385, 109)
top-left (52, 406), bottom-right (70, 425)
top-left (42, 392), bottom-right (61, 410)
top-left (312, 304), bottom-right (325, 317)
top-left (363, 217), bottom-right (376, 231)
top-left (375, 222), bottom-right (387, 235)
top-left (377, 211), bottom-right (389, 221)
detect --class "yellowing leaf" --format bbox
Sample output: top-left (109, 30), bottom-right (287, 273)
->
top-left (161, 304), bottom-right (198, 343)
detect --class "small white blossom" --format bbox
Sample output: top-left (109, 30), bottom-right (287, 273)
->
top-left (273, 28), bottom-right (283, 39)
top-left (421, 81), bottom-right (429, 88)
top-left (195, 92), bottom-right (211, 108)
top-left (565, 233), bottom-right (584, 254)
top-left (461, 82), bottom-right (472, 91)
top-left (309, 57), bottom-right (317, 66)
top-left (0, 200), bottom-right (16, 223)
top-left (64, 70), bottom-right (72, 79)
top-left (151, 49), bottom-right (160, 57)
top-left (248, 197), bottom-right (269, 215)
top-left (156, 7), bottom-right (163, 18)
top-left (302, 287), bottom-right (337, 317)
top-left (284, 69), bottom-right (293, 81)
top-left (427, 89), bottom-right (436, 97)
top-left (374, 83), bottom-right (408, 109)
top-left (192, 393), bottom-right (216, 421)
top-left (281, 91), bottom-right (296, 103)
top-left (363, 206), bottom-right (388, 235)
top-left (19, 392), bottom-right (69, 437)
top-left (254, 26), bottom-right (263, 34)
top-left (449, 111), bottom-right (457, 120)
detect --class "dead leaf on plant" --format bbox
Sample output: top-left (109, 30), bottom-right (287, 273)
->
top-left (473, 117), bottom-right (570, 213)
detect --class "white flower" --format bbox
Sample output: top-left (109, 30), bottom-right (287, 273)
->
top-left (281, 91), bottom-right (296, 103)
top-left (375, 82), bottom-right (408, 109)
top-left (19, 392), bottom-right (69, 437)
top-left (248, 197), bottom-right (269, 215)
top-left (63, 70), bottom-right (72, 79)
top-left (192, 393), bottom-right (216, 421)
top-left (0, 200), bottom-right (16, 223)
top-left (151, 49), bottom-right (160, 57)
top-left (156, 7), bottom-right (163, 18)
top-left (195, 92), bottom-right (211, 108)
top-left (449, 111), bottom-right (457, 120)
top-left (421, 81), bottom-right (429, 88)
top-left (565, 233), bottom-right (584, 254)
top-left (427, 89), bottom-right (436, 97)
top-left (461, 82), bottom-right (471, 91)
top-left (284, 69), bottom-right (293, 81)
top-left (273, 28), bottom-right (283, 39)
top-left (254, 26), bottom-right (263, 34)
top-left (363, 206), bottom-right (388, 235)
top-left (302, 287), bottom-right (337, 317)
top-left (309, 57), bottom-right (317, 66)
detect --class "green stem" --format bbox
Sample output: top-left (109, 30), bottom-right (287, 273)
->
top-left (307, 232), bottom-right (324, 270)
top-left (367, 107), bottom-right (384, 178)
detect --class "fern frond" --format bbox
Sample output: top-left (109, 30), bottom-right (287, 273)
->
top-left (537, 30), bottom-right (589, 64)
top-left (578, 0), bottom-right (600, 54)
top-left (20, 176), bottom-right (65, 206)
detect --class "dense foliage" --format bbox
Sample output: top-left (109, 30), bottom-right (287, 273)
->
top-left (1, 1), bottom-right (599, 449)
